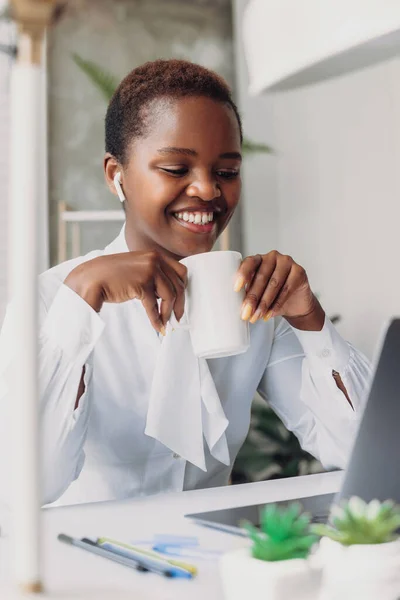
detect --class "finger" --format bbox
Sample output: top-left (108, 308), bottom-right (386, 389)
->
top-left (141, 290), bottom-right (165, 334)
top-left (159, 261), bottom-right (186, 322)
top-left (266, 264), bottom-right (307, 320)
top-left (155, 267), bottom-right (178, 329)
top-left (141, 268), bottom-right (175, 334)
top-left (241, 254), bottom-right (277, 321)
top-left (234, 255), bottom-right (262, 292)
top-left (162, 255), bottom-right (188, 288)
top-left (248, 256), bottom-right (292, 322)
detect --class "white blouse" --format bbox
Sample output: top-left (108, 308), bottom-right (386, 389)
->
top-left (0, 228), bottom-right (371, 507)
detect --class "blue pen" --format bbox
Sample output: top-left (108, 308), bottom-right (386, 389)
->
top-left (153, 543), bottom-right (223, 560)
top-left (98, 540), bottom-right (193, 579)
top-left (130, 535), bottom-right (199, 547)
top-left (152, 535), bottom-right (199, 547)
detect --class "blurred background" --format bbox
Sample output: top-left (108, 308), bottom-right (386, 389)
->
top-left (1, 0), bottom-right (399, 484)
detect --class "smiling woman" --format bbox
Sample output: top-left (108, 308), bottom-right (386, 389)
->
top-left (102, 61), bottom-right (243, 260)
top-left (0, 58), bottom-right (371, 507)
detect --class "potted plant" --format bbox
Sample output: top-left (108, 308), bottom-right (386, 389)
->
top-left (219, 502), bottom-right (321, 600)
top-left (313, 496), bottom-right (400, 600)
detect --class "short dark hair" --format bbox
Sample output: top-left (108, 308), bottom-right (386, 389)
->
top-left (105, 59), bottom-right (242, 165)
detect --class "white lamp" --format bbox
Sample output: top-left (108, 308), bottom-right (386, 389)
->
top-left (243, 0), bottom-right (400, 93)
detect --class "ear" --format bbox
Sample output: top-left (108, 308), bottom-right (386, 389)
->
top-left (104, 154), bottom-right (125, 201)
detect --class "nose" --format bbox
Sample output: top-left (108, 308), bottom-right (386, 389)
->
top-left (186, 171), bottom-right (221, 202)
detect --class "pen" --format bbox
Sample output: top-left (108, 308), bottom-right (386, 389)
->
top-left (97, 537), bottom-right (197, 576)
top-left (97, 540), bottom-right (192, 579)
top-left (153, 543), bottom-right (223, 559)
top-left (58, 534), bottom-right (148, 573)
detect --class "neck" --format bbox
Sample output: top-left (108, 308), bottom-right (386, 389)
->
top-left (124, 225), bottom-right (184, 262)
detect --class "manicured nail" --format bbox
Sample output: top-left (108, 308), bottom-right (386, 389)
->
top-left (241, 303), bottom-right (253, 321)
top-left (250, 310), bottom-right (261, 324)
top-left (234, 275), bottom-right (245, 293)
top-left (160, 325), bottom-right (166, 336)
top-left (263, 311), bottom-right (273, 322)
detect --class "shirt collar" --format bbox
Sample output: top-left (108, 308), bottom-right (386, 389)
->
top-left (103, 224), bottom-right (129, 255)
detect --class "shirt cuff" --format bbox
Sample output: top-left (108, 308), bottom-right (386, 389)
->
top-left (290, 316), bottom-right (351, 373)
top-left (41, 284), bottom-right (105, 361)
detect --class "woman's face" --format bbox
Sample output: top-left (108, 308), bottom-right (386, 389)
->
top-left (105, 96), bottom-right (242, 260)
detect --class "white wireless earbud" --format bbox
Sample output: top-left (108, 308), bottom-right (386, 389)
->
top-left (114, 172), bottom-right (126, 202)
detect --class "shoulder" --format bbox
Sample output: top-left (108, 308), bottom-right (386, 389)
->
top-left (39, 249), bottom-right (104, 311)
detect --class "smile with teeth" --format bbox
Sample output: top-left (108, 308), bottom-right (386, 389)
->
top-left (174, 211), bottom-right (215, 225)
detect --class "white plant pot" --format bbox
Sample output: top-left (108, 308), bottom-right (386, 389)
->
top-left (219, 547), bottom-right (322, 600)
top-left (318, 537), bottom-right (400, 600)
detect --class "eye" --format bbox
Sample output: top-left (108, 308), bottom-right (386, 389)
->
top-left (216, 170), bottom-right (240, 179)
top-left (160, 167), bottom-right (188, 177)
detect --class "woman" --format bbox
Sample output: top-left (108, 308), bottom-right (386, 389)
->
top-left (0, 59), bottom-right (370, 506)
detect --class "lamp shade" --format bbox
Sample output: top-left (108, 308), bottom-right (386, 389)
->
top-left (243, 0), bottom-right (400, 94)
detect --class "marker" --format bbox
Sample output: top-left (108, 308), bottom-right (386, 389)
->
top-left (97, 537), bottom-right (197, 576)
top-left (97, 540), bottom-right (192, 579)
top-left (58, 534), bottom-right (148, 573)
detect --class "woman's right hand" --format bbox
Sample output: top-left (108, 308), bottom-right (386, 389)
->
top-left (64, 251), bottom-right (187, 335)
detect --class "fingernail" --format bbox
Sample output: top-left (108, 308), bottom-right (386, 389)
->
top-left (263, 311), bottom-right (273, 322)
top-left (160, 325), bottom-right (166, 336)
top-left (250, 310), bottom-right (261, 324)
top-left (241, 303), bottom-right (253, 321)
top-left (234, 275), bottom-right (245, 293)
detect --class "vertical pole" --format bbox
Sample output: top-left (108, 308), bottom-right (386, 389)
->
top-left (9, 1), bottom-right (57, 593)
top-left (71, 222), bottom-right (81, 259)
top-left (58, 200), bottom-right (67, 263)
top-left (9, 46), bottom-right (42, 599)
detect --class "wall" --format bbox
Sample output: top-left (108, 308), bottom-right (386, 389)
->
top-left (232, 0), bottom-right (278, 257)
top-left (48, 0), bottom-right (235, 264)
top-left (234, 0), bottom-right (400, 358)
top-left (272, 58), bottom-right (400, 359)
top-left (0, 7), bottom-right (11, 324)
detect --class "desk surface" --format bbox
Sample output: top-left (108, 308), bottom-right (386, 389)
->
top-left (0, 471), bottom-right (342, 599)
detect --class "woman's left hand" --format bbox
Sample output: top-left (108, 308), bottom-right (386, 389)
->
top-left (235, 251), bottom-right (325, 331)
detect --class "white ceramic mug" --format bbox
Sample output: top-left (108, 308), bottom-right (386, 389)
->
top-left (173, 251), bottom-right (250, 359)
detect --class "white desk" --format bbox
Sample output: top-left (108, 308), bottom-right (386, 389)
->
top-left (0, 471), bottom-right (342, 599)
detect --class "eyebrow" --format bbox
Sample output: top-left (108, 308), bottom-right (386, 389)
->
top-left (157, 147), bottom-right (242, 161)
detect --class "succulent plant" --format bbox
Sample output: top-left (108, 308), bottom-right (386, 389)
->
top-left (312, 496), bottom-right (400, 546)
top-left (243, 502), bottom-right (318, 562)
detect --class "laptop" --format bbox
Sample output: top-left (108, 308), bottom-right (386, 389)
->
top-left (186, 318), bottom-right (400, 533)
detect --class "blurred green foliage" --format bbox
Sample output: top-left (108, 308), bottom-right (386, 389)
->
top-left (231, 393), bottom-right (322, 484)
top-left (72, 54), bottom-right (272, 156)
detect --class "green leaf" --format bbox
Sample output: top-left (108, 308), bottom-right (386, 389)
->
top-left (72, 54), bottom-right (118, 102)
top-left (246, 502), bottom-right (318, 561)
top-left (0, 6), bottom-right (12, 20)
top-left (251, 533), bottom-right (317, 562)
top-left (242, 138), bottom-right (273, 155)
top-left (313, 498), bottom-right (400, 545)
top-left (290, 514), bottom-right (312, 537)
